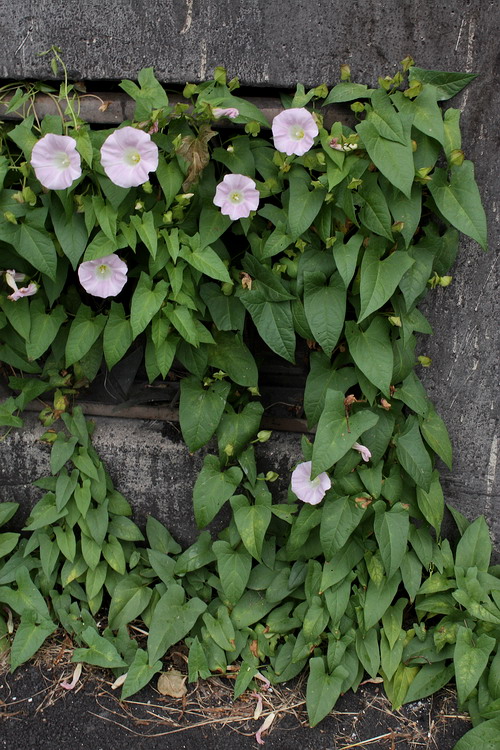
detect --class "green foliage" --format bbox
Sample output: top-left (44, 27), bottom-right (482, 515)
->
top-left (0, 59), bottom-right (492, 746)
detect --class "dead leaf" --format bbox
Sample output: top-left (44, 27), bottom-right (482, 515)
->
top-left (176, 124), bottom-right (217, 190)
top-left (157, 669), bottom-right (187, 698)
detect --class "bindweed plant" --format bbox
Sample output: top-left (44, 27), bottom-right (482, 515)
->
top-left (0, 56), bottom-right (497, 746)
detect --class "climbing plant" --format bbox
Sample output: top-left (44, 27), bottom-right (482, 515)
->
top-left (0, 54), bottom-right (496, 746)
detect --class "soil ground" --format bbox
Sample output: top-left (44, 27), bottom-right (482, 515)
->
top-left (0, 636), bottom-right (471, 750)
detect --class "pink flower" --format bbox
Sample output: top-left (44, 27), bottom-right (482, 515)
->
top-left (213, 173), bottom-right (260, 220)
top-left (78, 254), bottom-right (128, 298)
top-left (271, 108), bottom-right (318, 156)
top-left (352, 442), bottom-right (372, 462)
top-left (100, 126), bottom-right (159, 188)
top-left (291, 461), bottom-right (331, 505)
top-left (5, 270), bottom-right (37, 301)
top-left (212, 107), bottom-right (239, 119)
top-left (30, 133), bottom-right (82, 190)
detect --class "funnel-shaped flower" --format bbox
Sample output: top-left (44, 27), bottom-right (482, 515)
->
top-left (272, 108), bottom-right (318, 156)
top-left (352, 442), bottom-right (372, 462)
top-left (78, 254), bottom-right (128, 298)
top-left (5, 269), bottom-right (38, 301)
top-left (30, 133), bottom-right (82, 190)
top-left (100, 126), bottom-right (159, 188)
top-left (291, 461), bottom-right (331, 505)
top-left (213, 173), bottom-right (259, 220)
top-left (212, 107), bottom-right (239, 119)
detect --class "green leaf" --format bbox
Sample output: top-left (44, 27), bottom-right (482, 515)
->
top-left (72, 625), bottom-right (127, 668)
top-left (208, 330), bottom-right (258, 386)
top-left (287, 167), bottom-right (326, 240)
top-left (26, 302), bottom-right (66, 360)
top-left (179, 377), bottom-right (230, 451)
top-left (364, 571), bottom-right (402, 630)
top-left (0, 531), bottom-right (19, 562)
top-left (303, 272), bottom-right (346, 355)
top-left (312, 390), bottom-right (379, 475)
top-left (374, 503), bottom-right (410, 579)
top-left (403, 662), bottom-right (455, 704)
top-left (454, 626), bottom-right (496, 704)
top-left (217, 402), bottom-right (264, 459)
top-left (174, 531), bottom-right (216, 575)
top-left (50, 433), bottom-right (78, 474)
top-left (156, 156), bottom-right (184, 209)
top-left (193, 455), bottom-right (242, 528)
top-left (408, 67), bottom-right (477, 101)
top-left (103, 302), bottom-right (133, 370)
top-left (420, 406), bottom-right (452, 469)
top-left (356, 120), bottom-right (414, 198)
top-left (358, 248), bottom-right (414, 323)
top-left (335, 232), bottom-right (363, 289)
top-left (16, 223), bottom-right (57, 280)
top-left (65, 304), bottom-right (106, 366)
top-left (108, 574), bottom-right (153, 630)
top-left (455, 516), bottom-right (492, 572)
top-left (238, 290), bottom-right (296, 363)
top-left (395, 416), bottom-right (433, 491)
top-left (10, 612), bottom-right (57, 672)
top-left (368, 89), bottom-right (407, 144)
top-left (200, 283), bottom-right (245, 332)
top-left (119, 67), bottom-right (169, 120)
top-left (102, 535), bottom-right (126, 574)
top-left (146, 516), bottom-right (182, 555)
top-left (121, 648), bottom-right (162, 700)
top-left (428, 162), bottom-right (487, 251)
top-left (0, 297), bottom-right (31, 341)
top-left (355, 628), bottom-right (380, 678)
top-left (324, 82), bottom-right (373, 104)
top-left (416, 470), bottom-right (444, 534)
top-left (147, 584), bottom-right (207, 664)
top-left (358, 173), bottom-right (394, 240)
top-left (213, 541), bottom-right (252, 605)
top-left (306, 657), bottom-right (349, 727)
top-left (304, 354), bottom-right (357, 428)
top-left (320, 496), bottom-right (366, 558)
top-left (131, 210), bottom-right (157, 258)
top-left (231, 494), bottom-right (272, 562)
top-left (454, 717), bottom-right (500, 750)
top-left (180, 243), bottom-right (232, 283)
top-left (345, 317), bottom-right (393, 396)
top-left (130, 273), bottom-right (169, 338)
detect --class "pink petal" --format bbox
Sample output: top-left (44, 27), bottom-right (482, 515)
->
top-left (352, 442), bottom-right (372, 462)
top-left (100, 126), bottom-right (159, 188)
top-left (30, 133), bottom-right (82, 189)
top-left (78, 254), bottom-right (128, 298)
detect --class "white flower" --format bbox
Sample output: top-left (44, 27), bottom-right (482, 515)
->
top-left (291, 461), bottom-right (331, 505)
top-left (78, 254), bottom-right (128, 298)
top-left (100, 126), bottom-right (159, 188)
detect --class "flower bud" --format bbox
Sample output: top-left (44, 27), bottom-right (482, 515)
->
top-left (221, 281), bottom-right (234, 296)
top-left (350, 101), bottom-right (365, 113)
top-left (388, 316), bottom-right (402, 327)
top-left (265, 471), bottom-right (279, 482)
top-left (313, 83), bottom-right (328, 98)
top-left (4, 211), bottom-right (17, 224)
top-left (438, 276), bottom-right (453, 287)
top-left (142, 181), bottom-right (153, 194)
top-left (257, 430), bottom-right (272, 443)
top-left (391, 221), bottom-right (405, 233)
top-left (224, 444), bottom-right (234, 457)
top-left (183, 83), bottom-right (198, 98)
top-left (418, 355), bottom-right (432, 367)
top-left (449, 149), bottom-right (465, 167)
top-left (340, 64), bottom-right (351, 81)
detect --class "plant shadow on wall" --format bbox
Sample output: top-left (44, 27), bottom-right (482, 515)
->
top-left (0, 52), bottom-right (498, 748)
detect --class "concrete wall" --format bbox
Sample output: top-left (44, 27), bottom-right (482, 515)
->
top-left (0, 0), bottom-right (498, 546)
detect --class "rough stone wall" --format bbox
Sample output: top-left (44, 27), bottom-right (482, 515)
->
top-left (0, 0), bottom-right (498, 545)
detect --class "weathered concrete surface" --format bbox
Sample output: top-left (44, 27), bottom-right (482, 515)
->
top-left (0, 0), bottom-right (498, 545)
top-left (0, 0), bottom-right (497, 90)
top-left (0, 413), bottom-right (303, 545)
